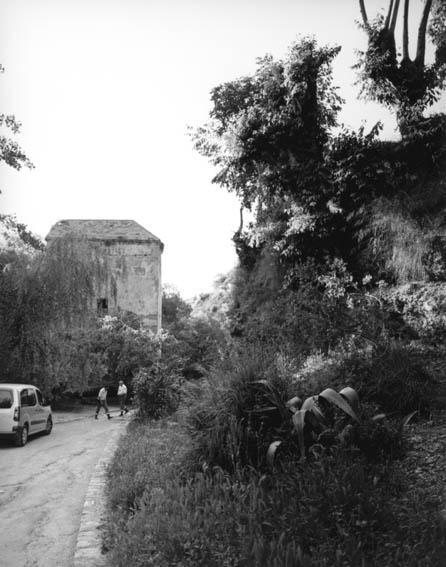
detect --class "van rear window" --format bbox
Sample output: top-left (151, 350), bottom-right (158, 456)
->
top-left (0, 389), bottom-right (13, 409)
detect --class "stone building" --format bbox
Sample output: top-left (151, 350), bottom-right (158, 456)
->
top-left (46, 219), bottom-right (163, 331)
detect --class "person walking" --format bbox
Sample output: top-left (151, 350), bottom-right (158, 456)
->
top-left (95, 385), bottom-right (112, 419)
top-left (117, 380), bottom-right (129, 416)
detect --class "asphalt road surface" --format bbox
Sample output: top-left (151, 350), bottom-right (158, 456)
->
top-left (0, 407), bottom-right (126, 567)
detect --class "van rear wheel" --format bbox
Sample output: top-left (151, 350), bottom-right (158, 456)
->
top-left (44, 416), bottom-right (53, 435)
top-left (15, 424), bottom-right (28, 447)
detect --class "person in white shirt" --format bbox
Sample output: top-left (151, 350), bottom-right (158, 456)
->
top-left (95, 385), bottom-right (112, 419)
top-left (117, 380), bottom-right (129, 416)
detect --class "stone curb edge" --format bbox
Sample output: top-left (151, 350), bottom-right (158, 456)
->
top-left (73, 419), bottom-right (128, 567)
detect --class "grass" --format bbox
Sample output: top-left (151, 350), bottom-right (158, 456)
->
top-left (104, 417), bottom-right (446, 567)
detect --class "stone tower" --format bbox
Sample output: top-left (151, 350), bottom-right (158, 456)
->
top-left (46, 219), bottom-right (163, 331)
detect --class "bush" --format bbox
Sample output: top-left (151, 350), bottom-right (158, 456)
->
top-left (162, 285), bottom-right (230, 379)
top-left (295, 342), bottom-right (437, 415)
top-left (382, 282), bottom-right (446, 342)
top-left (185, 347), bottom-right (295, 472)
top-left (133, 365), bottom-right (182, 419)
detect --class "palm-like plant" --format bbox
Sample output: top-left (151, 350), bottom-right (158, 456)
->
top-left (266, 386), bottom-right (361, 466)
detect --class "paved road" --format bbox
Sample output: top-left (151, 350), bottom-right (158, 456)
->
top-left (0, 408), bottom-right (127, 567)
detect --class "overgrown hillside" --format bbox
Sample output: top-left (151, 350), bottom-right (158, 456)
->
top-left (104, 18), bottom-right (446, 566)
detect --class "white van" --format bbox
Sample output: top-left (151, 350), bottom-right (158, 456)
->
top-left (0, 384), bottom-right (53, 446)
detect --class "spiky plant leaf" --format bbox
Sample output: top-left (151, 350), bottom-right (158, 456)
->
top-left (402, 410), bottom-right (418, 427)
top-left (339, 386), bottom-right (360, 413)
top-left (249, 406), bottom-right (278, 413)
top-left (286, 396), bottom-right (302, 413)
top-left (251, 380), bottom-right (271, 389)
top-left (319, 388), bottom-right (360, 422)
top-left (292, 409), bottom-right (307, 461)
top-left (301, 396), bottom-right (318, 411)
top-left (305, 407), bottom-right (328, 433)
top-left (302, 396), bottom-right (326, 423)
top-left (371, 413), bottom-right (387, 422)
top-left (266, 440), bottom-right (281, 468)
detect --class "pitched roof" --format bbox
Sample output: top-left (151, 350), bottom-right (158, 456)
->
top-left (46, 219), bottom-right (163, 245)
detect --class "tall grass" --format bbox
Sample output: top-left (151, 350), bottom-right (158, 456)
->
top-left (183, 348), bottom-right (294, 471)
top-left (366, 197), bottom-right (430, 283)
top-left (105, 420), bottom-right (446, 567)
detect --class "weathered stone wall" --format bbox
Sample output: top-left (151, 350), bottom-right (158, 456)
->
top-left (92, 240), bottom-right (162, 331)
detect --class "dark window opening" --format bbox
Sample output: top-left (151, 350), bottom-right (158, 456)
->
top-left (20, 389), bottom-right (37, 407)
top-left (97, 298), bottom-right (108, 313)
top-left (36, 389), bottom-right (44, 406)
top-left (0, 389), bottom-right (13, 409)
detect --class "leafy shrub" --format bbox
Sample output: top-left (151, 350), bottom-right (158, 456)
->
top-left (352, 416), bottom-right (404, 461)
top-left (267, 383), bottom-right (411, 467)
top-left (341, 343), bottom-right (437, 415)
top-left (162, 285), bottom-right (230, 379)
top-left (295, 342), bottom-right (437, 415)
top-left (382, 282), bottom-right (446, 341)
top-left (185, 348), bottom-right (294, 471)
top-left (133, 365), bottom-right (182, 420)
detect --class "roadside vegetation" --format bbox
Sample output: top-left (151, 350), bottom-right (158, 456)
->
top-left (104, 3), bottom-right (446, 563)
top-left (2, 2), bottom-right (446, 565)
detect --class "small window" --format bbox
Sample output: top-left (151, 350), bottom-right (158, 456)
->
top-left (20, 389), bottom-right (37, 407)
top-left (0, 389), bottom-right (13, 409)
top-left (27, 391), bottom-right (37, 406)
top-left (97, 298), bottom-right (108, 313)
top-left (20, 389), bottom-right (28, 406)
top-left (36, 389), bottom-right (44, 406)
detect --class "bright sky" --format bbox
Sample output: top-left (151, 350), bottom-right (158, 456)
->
top-left (0, 0), bottom-right (437, 298)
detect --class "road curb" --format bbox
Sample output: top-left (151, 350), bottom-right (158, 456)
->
top-left (73, 418), bottom-right (128, 567)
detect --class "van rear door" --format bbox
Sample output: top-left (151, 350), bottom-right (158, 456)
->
top-left (20, 389), bottom-right (39, 434)
top-left (0, 388), bottom-right (15, 434)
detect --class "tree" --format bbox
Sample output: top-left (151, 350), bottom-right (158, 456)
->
top-left (192, 38), bottom-right (344, 277)
top-left (357, 0), bottom-right (446, 130)
top-left (162, 286), bottom-right (228, 378)
top-left (193, 33), bottom-right (446, 350)
top-left (162, 285), bottom-right (192, 330)
top-left (0, 65), bottom-right (33, 190)
top-left (0, 234), bottom-right (99, 391)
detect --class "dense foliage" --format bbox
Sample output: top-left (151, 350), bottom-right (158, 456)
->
top-left (193, 34), bottom-right (446, 353)
top-left (102, 26), bottom-right (446, 567)
top-left (162, 286), bottom-right (229, 379)
top-left (0, 232), bottom-right (100, 391)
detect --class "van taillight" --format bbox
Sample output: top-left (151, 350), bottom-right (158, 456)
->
top-left (13, 407), bottom-right (20, 421)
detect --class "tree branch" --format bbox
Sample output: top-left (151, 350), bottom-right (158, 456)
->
top-left (415, 0), bottom-right (433, 67)
top-left (402, 0), bottom-right (410, 60)
top-left (237, 206), bottom-right (244, 234)
top-left (385, 0), bottom-right (395, 29)
top-left (390, 0), bottom-right (401, 32)
top-left (359, 0), bottom-right (369, 28)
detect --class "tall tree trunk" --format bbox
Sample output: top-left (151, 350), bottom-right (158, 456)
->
top-left (359, 0), bottom-right (369, 28)
top-left (415, 0), bottom-right (433, 67)
top-left (402, 0), bottom-right (410, 61)
top-left (390, 0), bottom-right (401, 32)
top-left (385, 0), bottom-right (395, 29)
